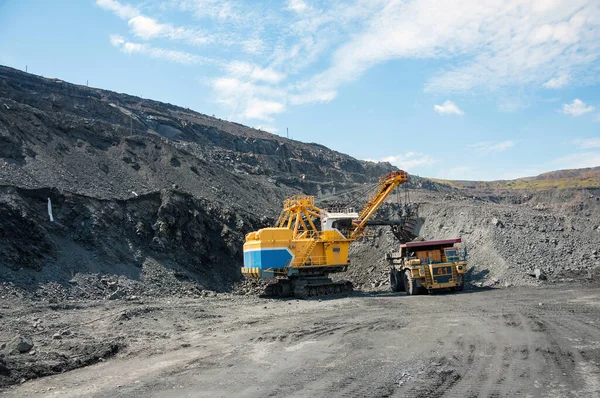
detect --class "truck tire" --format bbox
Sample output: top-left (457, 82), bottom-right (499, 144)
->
top-left (403, 270), bottom-right (418, 295)
top-left (390, 269), bottom-right (404, 292)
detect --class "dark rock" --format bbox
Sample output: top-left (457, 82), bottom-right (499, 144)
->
top-left (10, 335), bottom-right (33, 354)
top-left (534, 268), bottom-right (547, 280)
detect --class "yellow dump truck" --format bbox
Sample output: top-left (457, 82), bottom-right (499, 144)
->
top-left (386, 238), bottom-right (467, 294)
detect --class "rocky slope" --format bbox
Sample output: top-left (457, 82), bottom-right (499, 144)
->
top-left (0, 66), bottom-right (394, 202)
top-left (344, 188), bottom-right (600, 290)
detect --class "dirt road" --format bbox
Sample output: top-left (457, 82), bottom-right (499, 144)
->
top-left (3, 285), bottom-right (600, 397)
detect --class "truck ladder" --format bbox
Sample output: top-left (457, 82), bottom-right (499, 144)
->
top-left (295, 239), bottom-right (318, 266)
top-left (423, 265), bottom-right (434, 289)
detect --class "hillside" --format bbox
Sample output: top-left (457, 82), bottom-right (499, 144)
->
top-left (431, 166), bottom-right (600, 191)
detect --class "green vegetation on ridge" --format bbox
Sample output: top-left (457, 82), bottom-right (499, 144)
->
top-left (428, 167), bottom-right (600, 191)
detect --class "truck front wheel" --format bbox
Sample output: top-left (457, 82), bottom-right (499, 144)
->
top-left (390, 269), bottom-right (404, 292)
top-left (404, 270), bottom-right (418, 295)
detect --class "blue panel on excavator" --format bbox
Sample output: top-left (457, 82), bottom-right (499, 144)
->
top-left (243, 248), bottom-right (293, 270)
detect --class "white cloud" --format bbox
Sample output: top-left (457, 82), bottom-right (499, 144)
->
top-left (170, 0), bottom-right (241, 21)
top-left (128, 15), bottom-right (163, 40)
top-left (543, 74), bottom-right (569, 89)
top-left (109, 36), bottom-right (207, 64)
top-left (99, 1), bottom-right (211, 46)
top-left (96, 0), bottom-right (138, 19)
top-left (122, 41), bottom-right (144, 54)
top-left (243, 100), bottom-right (286, 120)
top-left (469, 140), bottom-right (515, 155)
top-left (109, 34), bottom-right (125, 47)
top-left (289, 89), bottom-right (337, 105)
top-left (287, 0), bottom-right (308, 13)
top-left (380, 152), bottom-right (436, 170)
top-left (562, 99), bottom-right (595, 116)
top-left (128, 15), bottom-right (211, 45)
top-left (242, 37), bottom-right (265, 55)
top-left (553, 152), bottom-right (600, 169)
top-left (298, 0), bottom-right (600, 100)
top-left (212, 77), bottom-right (287, 121)
top-left (225, 61), bottom-right (286, 84)
top-left (433, 100), bottom-right (464, 116)
top-left (574, 138), bottom-right (600, 149)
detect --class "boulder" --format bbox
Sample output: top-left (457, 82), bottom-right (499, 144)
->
top-left (534, 268), bottom-right (547, 281)
top-left (10, 335), bottom-right (33, 354)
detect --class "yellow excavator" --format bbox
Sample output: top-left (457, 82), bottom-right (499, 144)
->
top-left (241, 170), bottom-right (410, 298)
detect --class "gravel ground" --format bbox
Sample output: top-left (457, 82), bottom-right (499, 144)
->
top-left (2, 284), bottom-right (600, 397)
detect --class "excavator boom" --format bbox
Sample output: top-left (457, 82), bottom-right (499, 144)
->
top-left (350, 170), bottom-right (408, 240)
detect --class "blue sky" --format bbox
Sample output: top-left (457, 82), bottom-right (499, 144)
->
top-left (1, 0), bottom-right (599, 180)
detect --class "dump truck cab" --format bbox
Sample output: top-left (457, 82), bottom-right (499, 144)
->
top-left (386, 238), bottom-right (467, 295)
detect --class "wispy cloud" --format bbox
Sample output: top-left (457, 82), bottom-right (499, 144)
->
top-left (98, 0), bottom-right (212, 46)
top-left (211, 77), bottom-right (286, 121)
top-left (169, 0), bottom-right (242, 21)
top-left (543, 74), bottom-right (570, 89)
top-left (433, 100), bottom-right (464, 116)
top-left (225, 61), bottom-right (286, 84)
top-left (380, 152), bottom-right (436, 170)
top-left (296, 0), bottom-right (600, 99)
top-left (574, 138), bottom-right (600, 149)
top-left (243, 100), bottom-right (285, 120)
top-left (128, 15), bottom-right (211, 45)
top-left (562, 99), bottom-right (595, 116)
top-left (287, 0), bottom-right (308, 13)
top-left (553, 152), bottom-right (600, 169)
top-left (469, 141), bottom-right (515, 155)
top-left (96, 0), bottom-right (138, 19)
top-left (109, 35), bottom-right (209, 64)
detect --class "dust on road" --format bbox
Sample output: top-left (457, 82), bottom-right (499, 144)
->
top-left (3, 285), bottom-right (600, 397)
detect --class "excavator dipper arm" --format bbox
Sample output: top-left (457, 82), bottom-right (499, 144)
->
top-left (349, 170), bottom-right (408, 240)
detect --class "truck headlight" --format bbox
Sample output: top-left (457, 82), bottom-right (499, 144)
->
top-left (419, 268), bottom-right (425, 275)
top-left (458, 265), bottom-right (463, 271)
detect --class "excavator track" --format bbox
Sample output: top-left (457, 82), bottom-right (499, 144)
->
top-left (293, 279), bottom-right (354, 299)
top-left (260, 277), bottom-right (353, 299)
